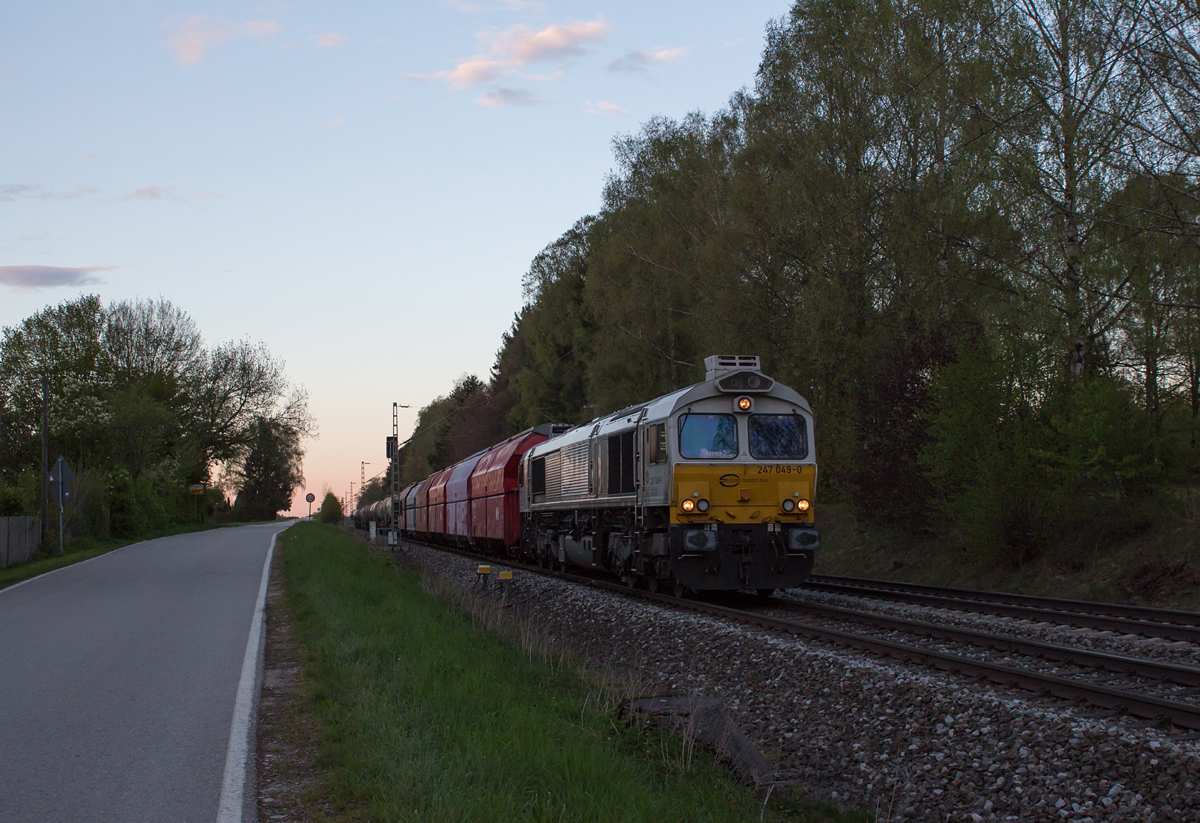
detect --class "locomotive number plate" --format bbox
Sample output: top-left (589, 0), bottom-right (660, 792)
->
top-left (756, 465), bottom-right (803, 474)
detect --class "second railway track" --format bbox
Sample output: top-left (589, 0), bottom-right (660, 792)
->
top-left (803, 574), bottom-right (1200, 643)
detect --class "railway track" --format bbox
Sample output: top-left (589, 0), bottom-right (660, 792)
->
top-left (394, 538), bottom-right (1200, 731)
top-left (802, 574), bottom-right (1200, 643)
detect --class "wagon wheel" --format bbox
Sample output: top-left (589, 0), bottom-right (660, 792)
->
top-left (619, 564), bottom-right (636, 588)
top-left (644, 574), bottom-right (661, 594)
top-left (672, 578), bottom-right (691, 599)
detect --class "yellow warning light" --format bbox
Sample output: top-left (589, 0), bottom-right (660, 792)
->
top-left (736, 396), bottom-right (753, 411)
top-left (796, 499), bottom-right (811, 512)
top-left (681, 499), bottom-right (696, 512)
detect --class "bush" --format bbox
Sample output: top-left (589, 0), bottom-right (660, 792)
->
top-left (0, 484), bottom-right (23, 516)
top-left (317, 492), bottom-right (342, 524)
top-left (923, 348), bottom-right (1161, 568)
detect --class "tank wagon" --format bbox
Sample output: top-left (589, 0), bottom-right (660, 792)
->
top-left (353, 356), bottom-right (819, 594)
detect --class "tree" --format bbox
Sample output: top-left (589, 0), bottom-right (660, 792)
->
top-left (357, 476), bottom-right (390, 509)
top-left (103, 298), bottom-right (203, 389)
top-left (0, 295), bottom-right (315, 538)
top-left (183, 339), bottom-right (314, 465)
top-left (991, 0), bottom-right (1151, 378)
top-left (231, 416), bottom-right (306, 520)
top-left (317, 491), bottom-right (342, 524)
top-left (0, 295), bottom-right (106, 450)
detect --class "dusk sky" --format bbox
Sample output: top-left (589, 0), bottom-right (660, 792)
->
top-left (2, 0), bottom-right (789, 515)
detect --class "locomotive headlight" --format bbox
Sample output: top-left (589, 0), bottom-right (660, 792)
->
top-left (696, 498), bottom-right (710, 512)
top-left (796, 498), bottom-right (811, 513)
top-left (681, 498), bottom-right (696, 512)
top-left (736, 396), bottom-right (753, 412)
top-left (781, 498), bottom-right (796, 512)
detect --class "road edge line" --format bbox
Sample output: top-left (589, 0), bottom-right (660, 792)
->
top-left (0, 540), bottom-right (140, 595)
top-left (215, 528), bottom-right (281, 823)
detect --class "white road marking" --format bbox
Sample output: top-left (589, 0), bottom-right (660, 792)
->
top-left (0, 541), bottom-right (138, 595)
top-left (215, 529), bottom-right (279, 823)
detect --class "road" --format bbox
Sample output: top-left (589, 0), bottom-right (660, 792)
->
top-left (0, 522), bottom-right (292, 823)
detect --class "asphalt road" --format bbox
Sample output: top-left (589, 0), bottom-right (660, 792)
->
top-left (0, 522), bottom-right (292, 823)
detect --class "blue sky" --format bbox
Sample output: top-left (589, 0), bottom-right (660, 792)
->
top-left (1, 0), bottom-right (790, 513)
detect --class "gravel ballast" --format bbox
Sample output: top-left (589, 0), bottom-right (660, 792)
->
top-left (408, 544), bottom-right (1200, 822)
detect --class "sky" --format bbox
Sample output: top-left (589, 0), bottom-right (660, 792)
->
top-left (1, 0), bottom-right (791, 516)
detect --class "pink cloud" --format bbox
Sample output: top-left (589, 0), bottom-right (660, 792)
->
top-left (584, 100), bottom-right (628, 116)
top-left (441, 0), bottom-right (546, 11)
top-left (0, 265), bottom-right (117, 291)
top-left (445, 58), bottom-right (512, 88)
top-left (167, 16), bottom-right (280, 66)
top-left (119, 185), bottom-right (175, 200)
top-left (115, 185), bottom-right (225, 202)
top-left (418, 17), bottom-right (611, 90)
top-left (608, 46), bottom-right (688, 74)
top-left (476, 88), bottom-right (546, 107)
top-left (316, 32), bottom-right (347, 49)
top-left (0, 184), bottom-right (99, 201)
top-left (490, 20), bottom-right (610, 63)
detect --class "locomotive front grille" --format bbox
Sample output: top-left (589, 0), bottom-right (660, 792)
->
top-left (667, 522), bottom-right (817, 591)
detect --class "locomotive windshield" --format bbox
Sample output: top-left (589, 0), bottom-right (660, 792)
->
top-left (749, 414), bottom-right (808, 459)
top-left (678, 414), bottom-right (738, 459)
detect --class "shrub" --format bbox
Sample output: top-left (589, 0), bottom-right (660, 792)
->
top-left (317, 492), bottom-right (342, 524)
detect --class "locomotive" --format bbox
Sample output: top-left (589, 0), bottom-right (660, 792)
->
top-left (354, 355), bottom-right (819, 594)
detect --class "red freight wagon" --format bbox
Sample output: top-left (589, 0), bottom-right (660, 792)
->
top-left (426, 466), bottom-right (454, 541)
top-left (402, 482), bottom-right (420, 536)
top-left (445, 450), bottom-right (489, 547)
top-left (414, 475), bottom-right (435, 537)
top-left (468, 423), bottom-right (566, 549)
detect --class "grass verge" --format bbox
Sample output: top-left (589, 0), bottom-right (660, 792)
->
top-left (0, 519), bottom-right (282, 590)
top-left (278, 522), bottom-right (866, 823)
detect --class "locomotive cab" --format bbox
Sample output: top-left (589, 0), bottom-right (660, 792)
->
top-left (663, 356), bottom-right (818, 592)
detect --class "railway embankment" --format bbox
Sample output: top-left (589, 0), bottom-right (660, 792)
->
top-left (816, 502), bottom-right (1200, 614)
top-left (262, 522), bottom-right (862, 822)
top-left (410, 541), bottom-right (1200, 822)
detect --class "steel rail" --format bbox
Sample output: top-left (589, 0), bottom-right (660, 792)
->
top-left (766, 597), bottom-right (1200, 686)
top-left (802, 578), bottom-right (1200, 644)
top-left (808, 574), bottom-right (1200, 627)
top-left (394, 538), bottom-right (1200, 730)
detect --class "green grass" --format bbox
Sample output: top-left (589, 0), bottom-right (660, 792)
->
top-left (0, 519), bottom-right (283, 590)
top-left (279, 523), bottom-right (866, 823)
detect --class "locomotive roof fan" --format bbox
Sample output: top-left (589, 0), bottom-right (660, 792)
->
top-left (705, 355), bottom-right (774, 394)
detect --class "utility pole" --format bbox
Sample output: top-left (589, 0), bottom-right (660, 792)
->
top-left (361, 462), bottom-right (370, 495)
top-left (350, 482), bottom-right (355, 511)
top-left (391, 402), bottom-right (409, 546)
top-left (41, 375), bottom-right (48, 545)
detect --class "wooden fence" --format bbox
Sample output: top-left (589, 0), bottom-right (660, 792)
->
top-left (0, 516), bottom-right (41, 569)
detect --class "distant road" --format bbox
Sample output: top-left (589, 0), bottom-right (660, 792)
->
top-left (0, 522), bottom-right (292, 823)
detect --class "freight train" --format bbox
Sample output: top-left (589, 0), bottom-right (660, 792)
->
top-left (354, 355), bottom-right (819, 594)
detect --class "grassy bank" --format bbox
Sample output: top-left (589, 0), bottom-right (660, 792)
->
top-left (816, 500), bottom-right (1200, 611)
top-left (278, 523), bottom-right (864, 822)
top-left (0, 519), bottom-right (281, 590)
